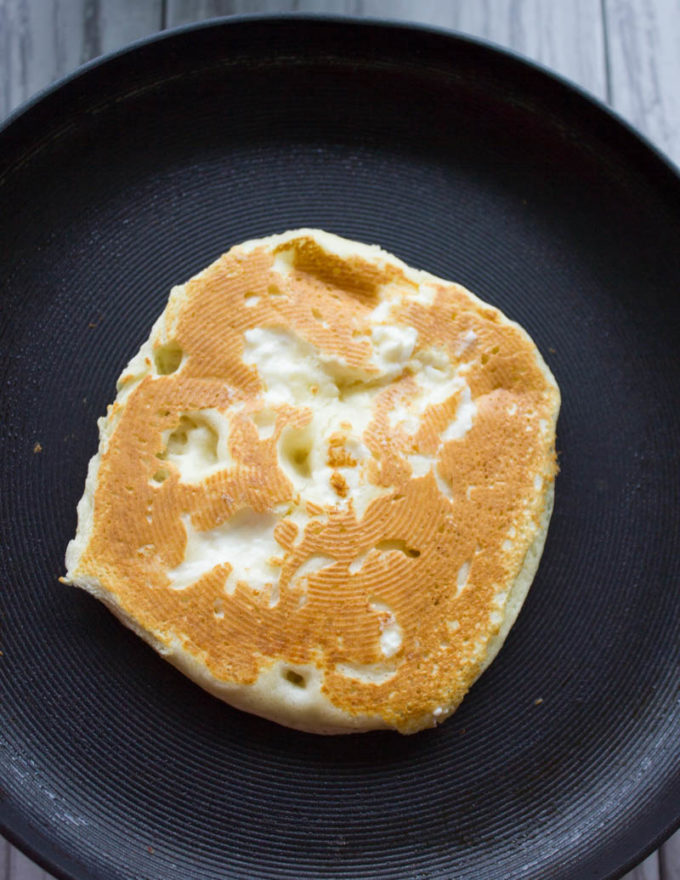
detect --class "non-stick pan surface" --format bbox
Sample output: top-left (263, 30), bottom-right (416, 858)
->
top-left (1, 16), bottom-right (679, 880)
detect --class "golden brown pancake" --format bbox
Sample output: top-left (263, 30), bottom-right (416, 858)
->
top-left (64, 229), bottom-right (560, 734)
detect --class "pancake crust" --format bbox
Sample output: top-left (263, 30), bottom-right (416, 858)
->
top-left (64, 229), bottom-right (560, 734)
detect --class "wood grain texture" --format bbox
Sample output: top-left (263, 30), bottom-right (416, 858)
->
top-left (0, 0), bottom-right (162, 120)
top-left (0, 2), bottom-right (679, 879)
top-left (604, 0), bottom-right (680, 167)
top-left (4, 847), bottom-right (51, 880)
top-left (629, 850), bottom-right (661, 880)
top-left (662, 833), bottom-right (680, 877)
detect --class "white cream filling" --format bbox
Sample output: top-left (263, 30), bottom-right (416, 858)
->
top-left (168, 509), bottom-right (282, 594)
top-left (158, 409), bottom-right (232, 484)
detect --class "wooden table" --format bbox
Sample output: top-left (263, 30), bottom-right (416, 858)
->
top-left (1, 2), bottom-right (678, 878)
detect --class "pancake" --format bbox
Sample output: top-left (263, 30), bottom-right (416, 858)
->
top-left (64, 229), bottom-right (560, 734)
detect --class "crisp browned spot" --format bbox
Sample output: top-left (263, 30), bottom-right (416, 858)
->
top-left (330, 471), bottom-right (349, 497)
top-left (327, 433), bottom-right (358, 468)
top-left (275, 236), bottom-right (395, 300)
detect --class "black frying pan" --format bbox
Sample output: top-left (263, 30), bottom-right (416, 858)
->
top-left (1, 16), bottom-right (679, 880)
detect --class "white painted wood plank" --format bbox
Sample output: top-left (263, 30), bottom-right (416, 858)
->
top-left (605, 0), bottom-right (680, 166)
top-left (6, 846), bottom-right (53, 880)
top-left (0, 0), bottom-right (163, 121)
top-left (626, 849), bottom-right (661, 880)
top-left (98, 0), bottom-right (164, 54)
top-left (164, 0), bottom-right (360, 24)
top-left (661, 830), bottom-right (680, 878)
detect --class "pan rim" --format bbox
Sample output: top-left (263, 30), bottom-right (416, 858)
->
top-left (1, 11), bottom-right (679, 185)
top-left (1, 13), bottom-right (679, 880)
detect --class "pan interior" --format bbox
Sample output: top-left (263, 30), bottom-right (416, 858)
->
top-left (0, 18), bottom-right (679, 880)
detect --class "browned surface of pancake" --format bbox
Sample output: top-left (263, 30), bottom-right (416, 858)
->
top-left (66, 231), bottom-right (559, 733)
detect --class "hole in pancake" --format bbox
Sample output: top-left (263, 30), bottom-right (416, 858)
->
top-left (292, 554), bottom-right (336, 581)
top-left (244, 291), bottom-right (260, 307)
top-left (213, 598), bottom-right (225, 619)
top-left (291, 446), bottom-right (311, 475)
top-left (283, 669), bottom-right (306, 688)
top-left (349, 539), bottom-right (419, 574)
top-left (158, 411), bottom-right (229, 482)
top-left (375, 539), bottom-right (420, 558)
top-left (250, 407), bottom-right (277, 440)
top-left (153, 341), bottom-right (183, 375)
top-left (279, 424), bottom-right (313, 482)
top-left (455, 561), bottom-right (471, 597)
top-left (348, 550), bottom-right (369, 575)
top-left (434, 466), bottom-right (454, 501)
top-left (272, 249), bottom-right (295, 277)
top-left (369, 599), bottom-right (403, 657)
top-left (167, 415), bottom-right (218, 460)
top-left (415, 283), bottom-right (437, 306)
top-left (407, 454), bottom-right (433, 478)
top-left (150, 468), bottom-right (169, 485)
